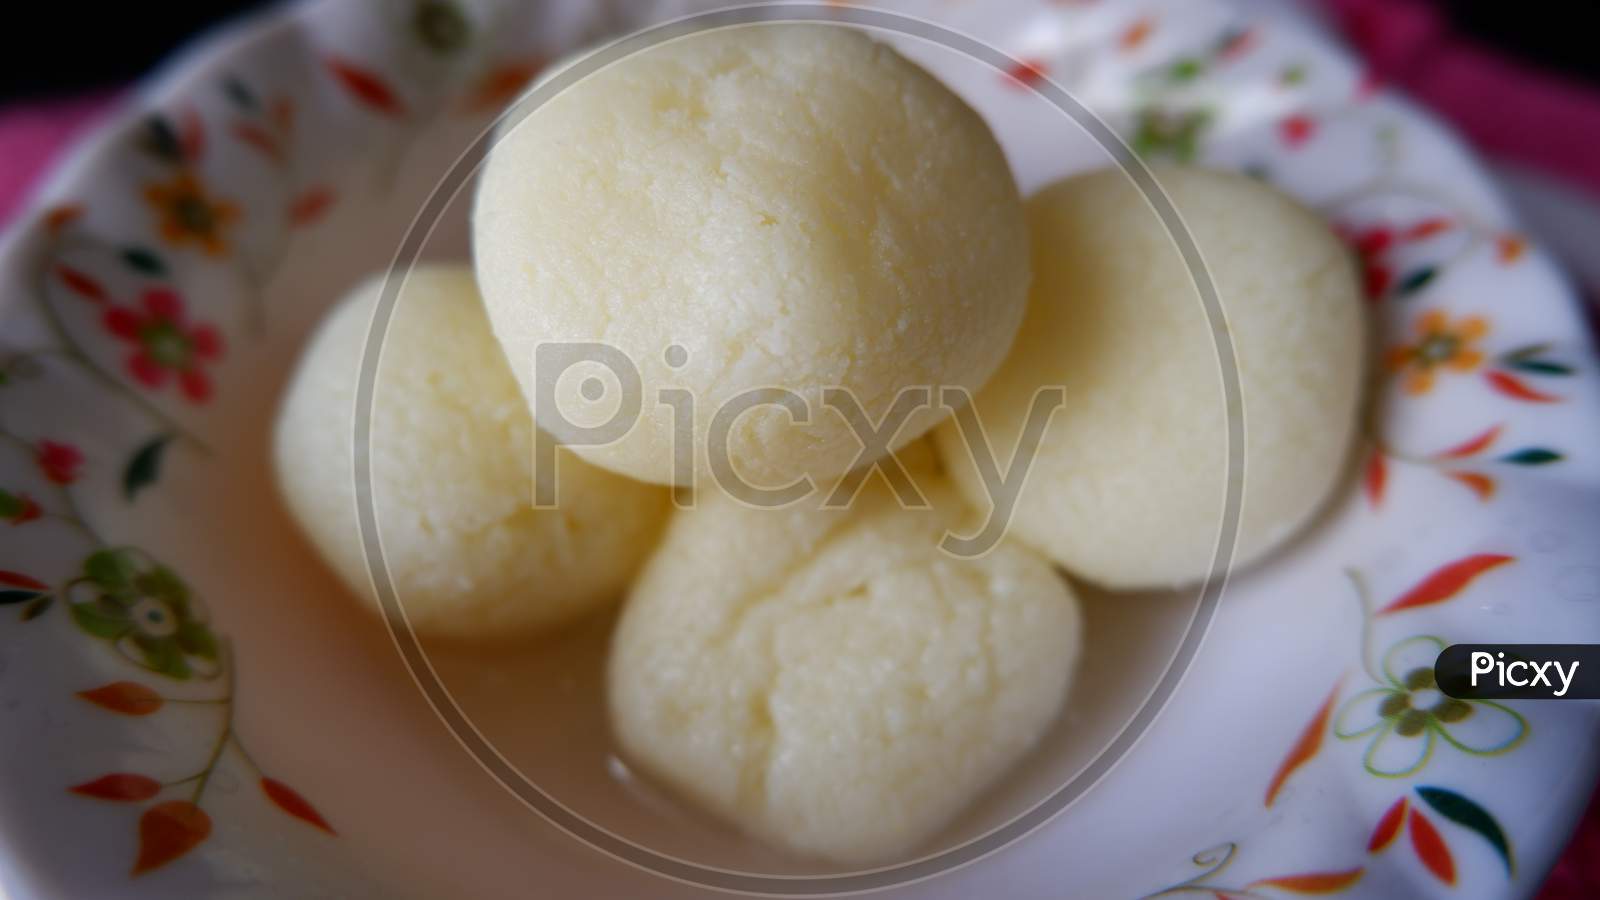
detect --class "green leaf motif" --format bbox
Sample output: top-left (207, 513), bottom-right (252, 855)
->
top-left (124, 435), bottom-right (173, 501)
top-left (1132, 109), bottom-right (1212, 163)
top-left (223, 76), bottom-right (258, 109)
top-left (413, 0), bottom-right (472, 55)
top-left (1169, 58), bottom-right (1204, 82)
top-left (1498, 345), bottom-right (1572, 376)
top-left (1397, 267), bottom-right (1437, 295)
top-left (141, 116), bottom-right (184, 164)
top-left (122, 247), bottom-right (167, 276)
top-left (0, 489), bottom-right (22, 518)
top-left (1416, 785), bottom-right (1514, 875)
top-left (1503, 343), bottom-right (1552, 362)
top-left (136, 565), bottom-right (190, 608)
top-left (70, 601), bottom-right (130, 639)
top-left (1499, 448), bottom-right (1563, 465)
top-left (176, 621), bottom-right (219, 660)
top-left (0, 589), bottom-right (43, 605)
top-left (132, 633), bottom-right (192, 680)
top-left (1505, 359), bottom-right (1574, 376)
top-left (85, 549), bottom-right (140, 591)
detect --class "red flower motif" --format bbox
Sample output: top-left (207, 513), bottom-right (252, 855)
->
top-left (36, 441), bottom-right (83, 485)
top-left (1339, 217), bottom-right (1456, 301)
top-left (1496, 234), bottom-right (1527, 264)
top-left (1216, 27), bottom-right (1257, 61)
top-left (1279, 114), bottom-right (1317, 147)
top-left (1352, 227), bottom-right (1394, 256)
top-left (103, 290), bottom-right (224, 403)
top-left (1340, 224), bottom-right (1395, 299)
top-left (1119, 17), bottom-right (1154, 52)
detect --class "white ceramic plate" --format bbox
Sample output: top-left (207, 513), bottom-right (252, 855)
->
top-left (2, 1), bottom-right (1597, 897)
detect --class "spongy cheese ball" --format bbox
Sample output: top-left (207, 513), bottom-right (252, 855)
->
top-left (474, 24), bottom-right (1029, 488)
top-left (274, 266), bottom-right (671, 641)
top-left (608, 480), bottom-right (1081, 864)
top-left (935, 167), bottom-right (1364, 589)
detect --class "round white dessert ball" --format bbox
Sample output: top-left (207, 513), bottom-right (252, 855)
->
top-left (607, 481), bottom-right (1081, 864)
top-left (274, 265), bottom-right (671, 641)
top-left (935, 167), bottom-right (1365, 590)
top-left (473, 23), bottom-right (1029, 488)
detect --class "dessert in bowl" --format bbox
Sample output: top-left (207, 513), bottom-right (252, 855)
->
top-left (0, 1), bottom-right (1595, 897)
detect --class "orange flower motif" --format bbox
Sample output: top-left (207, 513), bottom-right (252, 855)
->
top-left (1386, 310), bottom-right (1488, 394)
top-left (143, 171), bottom-right (239, 256)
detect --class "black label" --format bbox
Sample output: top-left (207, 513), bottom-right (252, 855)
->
top-left (1436, 644), bottom-right (1600, 700)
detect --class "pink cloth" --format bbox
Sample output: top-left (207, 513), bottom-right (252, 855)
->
top-left (0, 91), bottom-right (119, 225)
top-left (1540, 789), bottom-right (1600, 899)
top-left (1, 8), bottom-right (1598, 897)
top-left (1326, 0), bottom-right (1600, 201)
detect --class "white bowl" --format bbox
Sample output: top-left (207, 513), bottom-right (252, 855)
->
top-left (2, 0), bottom-right (1597, 897)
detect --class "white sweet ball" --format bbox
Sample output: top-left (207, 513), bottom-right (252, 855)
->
top-left (273, 266), bottom-right (671, 641)
top-left (608, 480), bottom-right (1081, 864)
top-left (935, 167), bottom-right (1365, 589)
top-left (473, 24), bottom-right (1029, 487)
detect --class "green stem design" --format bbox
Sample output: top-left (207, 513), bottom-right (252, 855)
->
top-left (1139, 843), bottom-right (1275, 900)
top-left (0, 426), bottom-right (102, 544)
top-left (1374, 441), bottom-right (1442, 468)
top-left (237, 254), bottom-right (269, 337)
top-left (227, 730), bottom-right (264, 776)
top-left (229, 96), bottom-right (315, 336)
top-left (130, 646), bottom-right (266, 798)
top-left (1344, 568), bottom-right (1383, 684)
top-left (41, 513), bottom-right (100, 545)
top-left (242, 107), bottom-right (302, 336)
top-left (189, 641), bottom-right (236, 806)
top-left (162, 771), bottom-right (206, 788)
top-left (1366, 410), bottom-right (1501, 471)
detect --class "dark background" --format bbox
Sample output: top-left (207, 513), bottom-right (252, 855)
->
top-left (0, 1), bottom-right (1596, 101)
